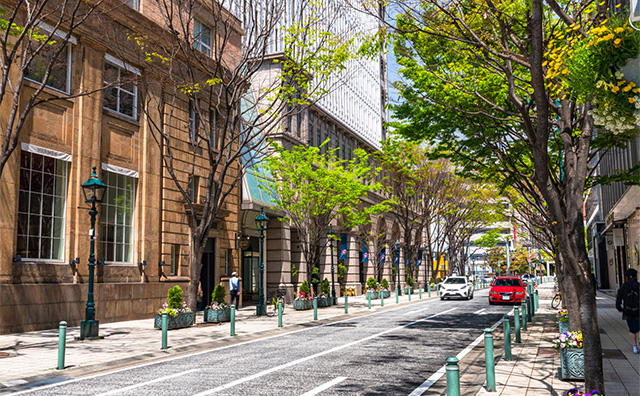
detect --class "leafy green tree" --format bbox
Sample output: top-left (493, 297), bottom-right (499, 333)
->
top-left (261, 142), bottom-right (388, 289)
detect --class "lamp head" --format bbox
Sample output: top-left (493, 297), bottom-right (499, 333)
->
top-left (255, 207), bottom-right (269, 231)
top-left (81, 166), bottom-right (107, 204)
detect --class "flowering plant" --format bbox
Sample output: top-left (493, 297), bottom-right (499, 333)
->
top-left (158, 285), bottom-right (192, 316)
top-left (205, 301), bottom-right (229, 311)
top-left (554, 331), bottom-right (583, 349)
top-left (158, 302), bottom-right (192, 317)
top-left (556, 309), bottom-right (568, 321)
top-left (379, 278), bottom-right (390, 291)
top-left (294, 291), bottom-right (313, 301)
top-left (567, 388), bottom-right (602, 396)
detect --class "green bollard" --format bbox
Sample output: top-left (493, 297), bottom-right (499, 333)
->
top-left (313, 297), bottom-right (318, 320)
top-left (534, 289), bottom-right (539, 312)
top-left (396, 289), bottom-right (399, 304)
top-left (161, 313), bottom-right (168, 350)
top-left (428, 285), bottom-right (431, 298)
top-left (368, 293), bottom-right (371, 309)
top-left (278, 300), bottom-right (283, 328)
top-left (381, 292), bottom-right (384, 307)
top-left (514, 307), bottom-right (521, 343)
top-left (526, 296), bottom-right (532, 322)
top-left (503, 315), bottom-right (512, 361)
top-left (345, 294), bottom-right (348, 314)
top-left (230, 305), bottom-right (236, 336)
top-left (408, 288), bottom-right (412, 301)
top-left (419, 287), bottom-right (422, 299)
top-left (521, 302), bottom-right (527, 331)
top-left (57, 321), bottom-right (67, 370)
top-left (484, 328), bottom-right (496, 392)
top-left (445, 356), bottom-right (461, 396)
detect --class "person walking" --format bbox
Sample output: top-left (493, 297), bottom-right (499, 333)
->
top-left (616, 268), bottom-right (639, 354)
top-left (229, 272), bottom-right (241, 308)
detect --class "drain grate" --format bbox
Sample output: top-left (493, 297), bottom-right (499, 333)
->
top-left (602, 349), bottom-right (625, 359)
top-left (0, 352), bottom-right (10, 359)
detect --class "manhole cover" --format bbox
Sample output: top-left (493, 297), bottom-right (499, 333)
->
top-left (538, 348), bottom-right (557, 356)
top-left (602, 349), bottom-right (625, 359)
top-left (0, 352), bottom-right (10, 359)
top-left (327, 323), bottom-right (357, 328)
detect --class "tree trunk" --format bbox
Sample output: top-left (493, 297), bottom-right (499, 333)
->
top-left (187, 232), bottom-right (206, 320)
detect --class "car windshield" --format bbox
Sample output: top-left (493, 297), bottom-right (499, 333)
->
top-left (494, 278), bottom-right (522, 287)
top-left (444, 278), bottom-right (466, 284)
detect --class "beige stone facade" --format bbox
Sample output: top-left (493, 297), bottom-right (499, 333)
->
top-left (0, 1), bottom-right (242, 334)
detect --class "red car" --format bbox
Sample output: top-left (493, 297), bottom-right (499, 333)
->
top-left (489, 277), bottom-right (526, 305)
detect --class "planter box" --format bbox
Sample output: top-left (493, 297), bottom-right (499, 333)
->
top-left (380, 291), bottom-right (391, 298)
top-left (365, 291), bottom-right (379, 300)
top-left (293, 299), bottom-right (313, 310)
top-left (154, 312), bottom-right (194, 330)
top-left (560, 348), bottom-right (584, 380)
top-left (204, 308), bottom-right (231, 323)
top-left (317, 297), bottom-right (330, 307)
top-left (559, 320), bottom-right (570, 334)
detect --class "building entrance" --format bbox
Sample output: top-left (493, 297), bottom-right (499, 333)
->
top-left (199, 238), bottom-right (216, 310)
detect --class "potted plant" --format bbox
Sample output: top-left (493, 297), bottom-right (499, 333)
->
top-left (293, 280), bottom-right (314, 310)
top-left (566, 388), bottom-right (602, 396)
top-left (405, 276), bottom-right (414, 294)
top-left (429, 277), bottom-right (437, 291)
top-left (317, 278), bottom-right (331, 307)
top-left (379, 278), bottom-right (391, 298)
top-left (154, 285), bottom-right (194, 329)
top-left (554, 331), bottom-right (584, 380)
top-left (204, 284), bottom-right (231, 323)
top-left (556, 310), bottom-right (569, 334)
top-left (365, 277), bottom-right (379, 299)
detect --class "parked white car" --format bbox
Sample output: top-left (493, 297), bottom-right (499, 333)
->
top-left (439, 276), bottom-right (474, 300)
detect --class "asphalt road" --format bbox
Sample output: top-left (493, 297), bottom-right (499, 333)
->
top-left (16, 290), bottom-right (512, 396)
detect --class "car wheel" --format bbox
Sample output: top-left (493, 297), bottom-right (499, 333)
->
top-left (440, 296), bottom-right (445, 300)
top-left (469, 293), bottom-right (474, 300)
top-left (489, 299), bottom-right (494, 305)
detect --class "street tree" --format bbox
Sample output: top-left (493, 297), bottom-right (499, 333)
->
top-left (0, 0), bottom-right (106, 180)
top-left (127, 0), bottom-right (357, 311)
top-left (260, 142), bottom-right (388, 291)
top-left (358, 0), bottom-right (640, 390)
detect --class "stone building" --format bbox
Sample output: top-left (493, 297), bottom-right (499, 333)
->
top-left (0, 0), bottom-right (242, 334)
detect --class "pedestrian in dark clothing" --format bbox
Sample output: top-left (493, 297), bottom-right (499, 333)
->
top-left (616, 268), bottom-right (639, 354)
top-left (229, 272), bottom-right (241, 308)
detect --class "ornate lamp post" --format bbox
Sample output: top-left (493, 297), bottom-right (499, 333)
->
top-left (327, 227), bottom-right (336, 305)
top-left (395, 240), bottom-right (401, 296)
top-left (80, 166), bottom-right (106, 340)
top-left (255, 207), bottom-right (269, 316)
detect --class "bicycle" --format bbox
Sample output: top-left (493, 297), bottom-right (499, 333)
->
top-left (551, 290), bottom-right (562, 309)
top-left (265, 288), bottom-right (287, 317)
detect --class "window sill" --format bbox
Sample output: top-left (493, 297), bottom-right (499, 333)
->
top-left (161, 275), bottom-right (191, 282)
top-left (103, 108), bottom-right (140, 127)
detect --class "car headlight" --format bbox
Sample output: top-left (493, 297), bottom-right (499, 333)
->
top-left (515, 291), bottom-right (524, 295)
top-left (461, 285), bottom-right (467, 290)
top-left (490, 291), bottom-right (498, 295)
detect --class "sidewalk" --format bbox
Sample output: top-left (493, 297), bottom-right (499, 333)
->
top-left (473, 283), bottom-right (639, 396)
top-left (1, 283), bottom-right (637, 395)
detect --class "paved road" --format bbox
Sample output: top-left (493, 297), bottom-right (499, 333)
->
top-left (15, 290), bottom-right (512, 396)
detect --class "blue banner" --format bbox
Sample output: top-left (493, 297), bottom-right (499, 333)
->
top-left (379, 247), bottom-right (386, 263)
top-left (362, 240), bottom-right (369, 262)
top-left (339, 233), bottom-right (348, 260)
top-left (417, 249), bottom-right (423, 266)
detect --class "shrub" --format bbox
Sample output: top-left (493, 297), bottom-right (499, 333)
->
top-left (337, 264), bottom-right (347, 285)
top-left (212, 284), bottom-right (226, 305)
top-left (168, 285), bottom-right (184, 309)
top-left (406, 276), bottom-right (414, 288)
top-left (366, 277), bottom-right (378, 291)
top-left (429, 277), bottom-right (436, 285)
top-left (380, 278), bottom-right (390, 290)
top-left (321, 278), bottom-right (330, 296)
top-left (299, 280), bottom-right (311, 294)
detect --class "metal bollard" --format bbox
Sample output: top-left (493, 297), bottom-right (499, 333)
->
top-left (534, 290), bottom-right (539, 312)
top-left (345, 294), bottom-right (348, 314)
top-left (419, 287), bottom-right (422, 299)
top-left (381, 292), bottom-right (384, 307)
top-left (278, 300), bottom-right (283, 328)
top-left (396, 289), bottom-right (399, 304)
top-left (313, 297), bottom-right (318, 320)
top-left (368, 293), bottom-right (371, 309)
top-left (428, 285), bottom-right (431, 298)
top-left (445, 356), bottom-right (461, 396)
top-left (503, 315), bottom-right (512, 361)
top-left (408, 288), bottom-right (412, 301)
top-left (514, 307), bottom-right (521, 343)
top-left (230, 305), bottom-right (236, 336)
top-left (526, 296), bottom-right (532, 322)
top-left (484, 328), bottom-right (496, 392)
top-left (57, 321), bottom-right (67, 370)
top-left (521, 302), bottom-right (527, 331)
top-left (161, 313), bottom-right (168, 350)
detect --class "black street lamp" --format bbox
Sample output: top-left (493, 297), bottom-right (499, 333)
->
top-left (80, 166), bottom-right (106, 340)
top-left (255, 207), bottom-right (269, 316)
top-left (395, 240), bottom-right (401, 296)
top-left (327, 227), bottom-right (336, 305)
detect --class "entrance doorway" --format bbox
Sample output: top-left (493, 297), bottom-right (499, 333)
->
top-left (199, 238), bottom-right (216, 310)
top-left (242, 238), bottom-right (260, 302)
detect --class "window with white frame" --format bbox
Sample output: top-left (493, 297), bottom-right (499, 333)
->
top-left (103, 58), bottom-right (138, 118)
top-left (17, 151), bottom-right (67, 260)
top-left (189, 99), bottom-right (200, 143)
top-left (193, 19), bottom-right (212, 56)
top-left (100, 170), bottom-right (135, 263)
top-left (122, 0), bottom-right (138, 9)
top-left (25, 31), bottom-right (72, 93)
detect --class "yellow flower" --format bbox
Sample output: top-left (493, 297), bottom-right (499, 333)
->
top-left (611, 86), bottom-right (620, 93)
top-left (622, 85), bottom-right (632, 92)
top-left (562, 68), bottom-right (569, 74)
top-left (615, 27), bottom-right (625, 33)
top-left (633, 88), bottom-right (640, 93)
top-left (614, 38), bottom-right (622, 45)
top-left (629, 97), bottom-right (635, 104)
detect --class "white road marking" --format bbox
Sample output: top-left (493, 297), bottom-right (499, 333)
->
top-left (474, 308), bottom-right (487, 314)
top-left (299, 377), bottom-right (347, 396)
top-left (193, 308), bottom-right (457, 395)
top-left (95, 369), bottom-right (198, 396)
top-left (408, 315), bottom-right (506, 396)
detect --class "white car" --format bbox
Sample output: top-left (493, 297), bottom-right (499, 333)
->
top-left (440, 276), bottom-right (474, 300)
